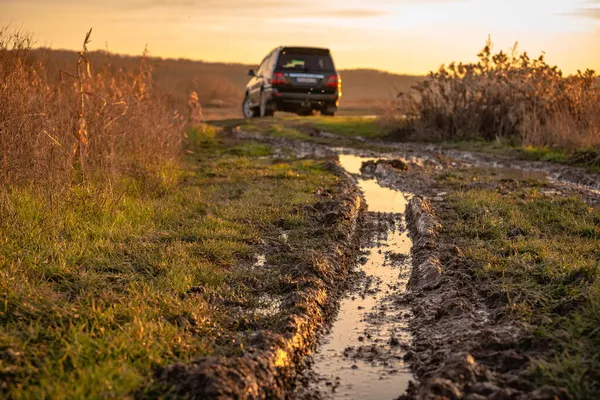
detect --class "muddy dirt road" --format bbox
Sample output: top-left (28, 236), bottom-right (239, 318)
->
top-left (226, 122), bottom-right (600, 400)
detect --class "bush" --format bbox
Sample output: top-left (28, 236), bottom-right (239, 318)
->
top-left (400, 38), bottom-right (600, 150)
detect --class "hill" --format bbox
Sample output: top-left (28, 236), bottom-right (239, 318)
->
top-left (28, 48), bottom-right (423, 118)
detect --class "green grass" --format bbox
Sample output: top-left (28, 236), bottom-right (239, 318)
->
top-left (0, 126), bottom-right (339, 399)
top-left (311, 116), bottom-right (385, 138)
top-left (239, 119), bottom-right (309, 140)
top-left (439, 170), bottom-right (600, 399)
top-left (237, 117), bottom-right (396, 154)
top-left (433, 140), bottom-right (600, 173)
top-left (518, 146), bottom-right (571, 163)
top-left (266, 123), bottom-right (310, 140)
top-left (228, 142), bottom-right (274, 157)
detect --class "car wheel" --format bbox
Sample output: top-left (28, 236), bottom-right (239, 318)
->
top-left (259, 92), bottom-right (274, 118)
top-left (242, 95), bottom-right (259, 118)
top-left (321, 111), bottom-right (335, 117)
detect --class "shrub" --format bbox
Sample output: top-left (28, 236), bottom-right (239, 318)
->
top-left (400, 38), bottom-right (600, 150)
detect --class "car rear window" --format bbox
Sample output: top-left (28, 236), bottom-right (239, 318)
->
top-left (276, 51), bottom-right (334, 71)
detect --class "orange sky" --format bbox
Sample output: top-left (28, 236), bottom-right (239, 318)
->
top-left (2, 0), bottom-right (600, 75)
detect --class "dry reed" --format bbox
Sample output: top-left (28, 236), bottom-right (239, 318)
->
top-left (0, 27), bottom-right (185, 188)
top-left (398, 38), bottom-right (600, 152)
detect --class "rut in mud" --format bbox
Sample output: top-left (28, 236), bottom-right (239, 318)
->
top-left (293, 155), bottom-right (415, 399)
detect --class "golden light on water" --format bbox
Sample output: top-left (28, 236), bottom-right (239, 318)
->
top-left (2, 0), bottom-right (599, 74)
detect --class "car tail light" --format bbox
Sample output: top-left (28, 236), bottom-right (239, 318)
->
top-left (326, 75), bottom-right (341, 89)
top-left (270, 72), bottom-right (287, 85)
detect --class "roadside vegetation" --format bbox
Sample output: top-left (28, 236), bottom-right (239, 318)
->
top-left (0, 27), bottom-right (186, 188)
top-left (1, 28), bottom-right (342, 398)
top-left (436, 168), bottom-right (600, 399)
top-left (394, 38), bottom-right (600, 169)
top-left (422, 141), bottom-right (600, 174)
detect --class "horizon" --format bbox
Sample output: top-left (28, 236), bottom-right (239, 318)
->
top-left (2, 0), bottom-right (600, 75)
top-left (35, 45), bottom-right (430, 76)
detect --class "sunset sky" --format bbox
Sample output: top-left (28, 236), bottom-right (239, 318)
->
top-left (2, 0), bottom-right (599, 75)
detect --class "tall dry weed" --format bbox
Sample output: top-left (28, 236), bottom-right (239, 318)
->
top-left (400, 38), bottom-right (600, 151)
top-left (0, 27), bottom-right (184, 188)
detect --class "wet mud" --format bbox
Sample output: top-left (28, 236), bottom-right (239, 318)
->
top-left (309, 127), bottom-right (600, 193)
top-left (232, 126), bottom-right (338, 159)
top-left (293, 155), bottom-right (415, 400)
top-left (400, 196), bottom-right (573, 400)
top-left (434, 145), bottom-right (600, 193)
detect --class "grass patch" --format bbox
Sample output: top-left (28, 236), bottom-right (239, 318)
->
top-left (312, 116), bottom-right (385, 138)
top-left (240, 116), bottom-right (386, 139)
top-left (432, 140), bottom-right (600, 173)
top-left (239, 119), bottom-right (309, 140)
top-left (0, 126), bottom-right (338, 398)
top-left (266, 123), bottom-right (309, 140)
top-left (439, 173), bottom-right (600, 399)
top-left (228, 142), bottom-right (274, 157)
top-left (518, 146), bottom-right (571, 164)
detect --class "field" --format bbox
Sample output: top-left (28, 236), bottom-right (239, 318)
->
top-left (2, 27), bottom-right (599, 399)
top-left (1, 124), bottom-right (352, 398)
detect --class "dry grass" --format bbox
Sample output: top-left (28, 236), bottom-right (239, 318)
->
top-left (398, 38), bottom-right (600, 153)
top-left (0, 27), bottom-right (185, 189)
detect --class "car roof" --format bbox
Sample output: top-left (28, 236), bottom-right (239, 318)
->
top-left (276, 46), bottom-right (331, 54)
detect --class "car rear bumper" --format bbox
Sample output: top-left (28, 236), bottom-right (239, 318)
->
top-left (268, 89), bottom-right (340, 110)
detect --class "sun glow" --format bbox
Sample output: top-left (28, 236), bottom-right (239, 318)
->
top-left (2, 0), bottom-right (599, 74)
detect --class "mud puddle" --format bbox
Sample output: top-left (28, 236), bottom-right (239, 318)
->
top-left (294, 155), bottom-right (414, 399)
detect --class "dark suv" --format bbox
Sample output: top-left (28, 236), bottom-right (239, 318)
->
top-left (242, 47), bottom-right (342, 118)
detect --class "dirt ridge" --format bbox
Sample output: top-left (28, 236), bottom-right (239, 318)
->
top-left (146, 166), bottom-right (366, 400)
top-left (402, 196), bottom-right (571, 400)
top-left (406, 197), bottom-right (443, 291)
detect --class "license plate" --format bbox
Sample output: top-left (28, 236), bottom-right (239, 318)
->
top-left (296, 77), bottom-right (317, 84)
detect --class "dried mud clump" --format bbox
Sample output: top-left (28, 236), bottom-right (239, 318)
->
top-left (361, 159), bottom-right (410, 178)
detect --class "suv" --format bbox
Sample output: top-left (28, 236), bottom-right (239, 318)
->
top-left (242, 47), bottom-right (342, 118)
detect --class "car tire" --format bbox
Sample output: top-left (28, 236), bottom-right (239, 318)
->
top-left (321, 111), bottom-right (335, 117)
top-left (259, 91), bottom-right (274, 118)
top-left (242, 94), bottom-right (259, 118)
